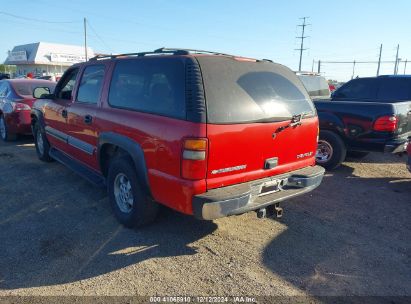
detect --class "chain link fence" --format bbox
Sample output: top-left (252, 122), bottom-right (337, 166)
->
top-left (312, 60), bottom-right (409, 82)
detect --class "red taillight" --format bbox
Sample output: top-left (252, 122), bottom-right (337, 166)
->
top-left (14, 102), bottom-right (31, 111)
top-left (181, 138), bottom-right (207, 180)
top-left (373, 115), bottom-right (398, 132)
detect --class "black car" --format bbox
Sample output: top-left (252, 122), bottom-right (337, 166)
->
top-left (314, 75), bottom-right (411, 169)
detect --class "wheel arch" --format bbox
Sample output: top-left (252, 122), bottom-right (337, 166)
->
top-left (318, 111), bottom-right (346, 139)
top-left (98, 132), bottom-right (151, 196)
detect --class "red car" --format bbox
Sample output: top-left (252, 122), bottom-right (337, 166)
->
top-left (0, 79), bottom-right (55, 141)
top-left (31, 48), bottom-right (324, 227)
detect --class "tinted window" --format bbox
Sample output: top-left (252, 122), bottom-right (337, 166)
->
top-left (77, 65), bottom-right (105, 103)
top-left (377, 78), bottom-right (411, 101)
top-left (333, 78), bottom-right (378, 100)
top-left (298, 75), bottom-right (331, 98)
top-left (197, 57), bottom-right (315, 124)
top-left (56, 68), bottom-right (79, 100)
top-left (108, 58), bottom-right (185, 119)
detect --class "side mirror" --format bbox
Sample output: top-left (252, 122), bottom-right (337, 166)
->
top-left (33, 87), bottom-right (53, 99)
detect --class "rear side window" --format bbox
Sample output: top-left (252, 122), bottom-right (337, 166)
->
top-left (197, 57), bottom-right (314, 124)
top-left (108, 58), bottom-right (185, 119)
top-left (377, 78), bottom-right (411, 101)
top-left (334, 78), bottom-right (378, 100)
top-left (77, 65), bottom-right (105, 104)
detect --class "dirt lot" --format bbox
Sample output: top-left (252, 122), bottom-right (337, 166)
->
top-left (0, 137), bottom-right (410, 299)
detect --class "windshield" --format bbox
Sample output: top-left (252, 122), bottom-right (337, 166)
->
top-left (197, 57), bottom-right (315, 124)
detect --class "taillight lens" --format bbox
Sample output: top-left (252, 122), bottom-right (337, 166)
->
top-left (373, 115), bottom-right (398, 132)
top-left (2, 101), bottom-right (30, 113)
top-left (14, 102), bottom-right (31, 111)
top-left (181, 138), bottom-right (207, 180)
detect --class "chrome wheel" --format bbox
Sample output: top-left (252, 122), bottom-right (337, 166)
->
top-left (36, 129), bottom-right (44, 156)
top-left (0, 116), bottom-right (6, 140)
top-left (316, 140), bottom-right (333, 163)
top-left (113, 173), bottom-right (134, 213)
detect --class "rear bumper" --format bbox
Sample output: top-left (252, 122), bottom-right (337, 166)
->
top-left (384, 140), bottom-right (408, 154)
top-left (193, 165), bottom-right (325, 220)
top-left (5, 111), bottom-right (32, 135)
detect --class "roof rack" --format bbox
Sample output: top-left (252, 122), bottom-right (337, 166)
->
top-left (89, 47), bottom-right (236, 61)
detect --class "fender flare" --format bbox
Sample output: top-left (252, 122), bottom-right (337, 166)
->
top-left (317, 111), bottom-right (346, 138)
top-left (30, 109), bottom-right (46, 132)
top-left (98, 132), bottom-right (151, 196)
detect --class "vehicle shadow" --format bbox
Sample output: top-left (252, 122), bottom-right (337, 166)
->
top-left (344, 151), bottom-right (405, 164)
top-left (0, 148), bottom-right (217, 289)
top-left (262, 164), bottom-right (411, 296)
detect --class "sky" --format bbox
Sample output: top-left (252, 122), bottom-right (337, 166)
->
top-left (1, 0), bottom-right (411, 81)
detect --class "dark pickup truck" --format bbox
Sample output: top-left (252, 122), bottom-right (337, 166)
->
top-left (314, 75), bottom-right (411, 169)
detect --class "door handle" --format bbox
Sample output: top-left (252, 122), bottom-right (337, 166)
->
top-left (84, 115), bottom-right (93, 125)
top-left (62, 109), bottom-right (68, 118)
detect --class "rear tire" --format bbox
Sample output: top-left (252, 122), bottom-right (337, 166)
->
top-left (33, 122), bottom-right (53, 162)
top-left (316, 130), bottom-right (346, 170)
top-left (107, 156), bottom-right (158, 228)
top-left (347, 151), bottom-right (369, 159)
top-left (0, 115), bottom-right (17, 142)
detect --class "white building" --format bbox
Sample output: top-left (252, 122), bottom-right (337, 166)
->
top-left (4, 42), bottom-right (94, 78)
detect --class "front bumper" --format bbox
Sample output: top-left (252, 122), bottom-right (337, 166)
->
top-left (193, 165), bottom-right (325, 220)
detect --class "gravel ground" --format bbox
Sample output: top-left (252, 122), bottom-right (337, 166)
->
top-left (0, 137), bottom-right (410, 299)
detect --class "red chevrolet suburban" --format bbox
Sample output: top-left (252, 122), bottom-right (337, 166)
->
top-left (31, 48), bottom-right (324, 227)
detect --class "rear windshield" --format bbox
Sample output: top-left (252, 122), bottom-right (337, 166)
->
top-left (298, 75), bottom-right (331, 98)
top-left (12, 81), bottom-right (56, 98)
top-left (197, 57), bottom-right (315, 124)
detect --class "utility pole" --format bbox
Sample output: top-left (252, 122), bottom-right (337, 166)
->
top-left (317, 60), bottom-right (321, 73)
top-left (351, 60), bottom-right (356, 79)
top-left (84, 17), bottom-right (88, 61)
top-left (311, 59), bottom-right (315, 72)
top-left (404, 59), bottom-right (408, 75)
top-left (296, 17), bottom-right (310, 71)
top-left (394, 44), bottom-right (399, 75)
top-left (377, 44), bottom-right (382, 76)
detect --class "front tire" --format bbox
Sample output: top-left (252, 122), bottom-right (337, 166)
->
top-left (316, 130), bottom-right (346, 170)
top-left (107, 157), bottom-right (158, 228)
top-left (33, 122), bottom-right (53, 162)
top-left (0, 115), bottom-right (17, 142)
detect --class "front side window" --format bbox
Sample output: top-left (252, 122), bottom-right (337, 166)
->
top-left (56, 68), bottom-right (79, 100)
top-left (76, 65), bottom-right (105, 104)
top-left (108, 58), bottom-right (185, 119)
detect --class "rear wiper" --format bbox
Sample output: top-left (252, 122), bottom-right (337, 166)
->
top-left (275, 112), bottom-right (310, 134)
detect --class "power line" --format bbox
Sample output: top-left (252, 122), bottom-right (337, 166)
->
top-left (0, 11), bottom-right (78, 24)
top-left (86, 20), bottom-right (114, 54)
top-left (295, 17), bottom-right (310, 71)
